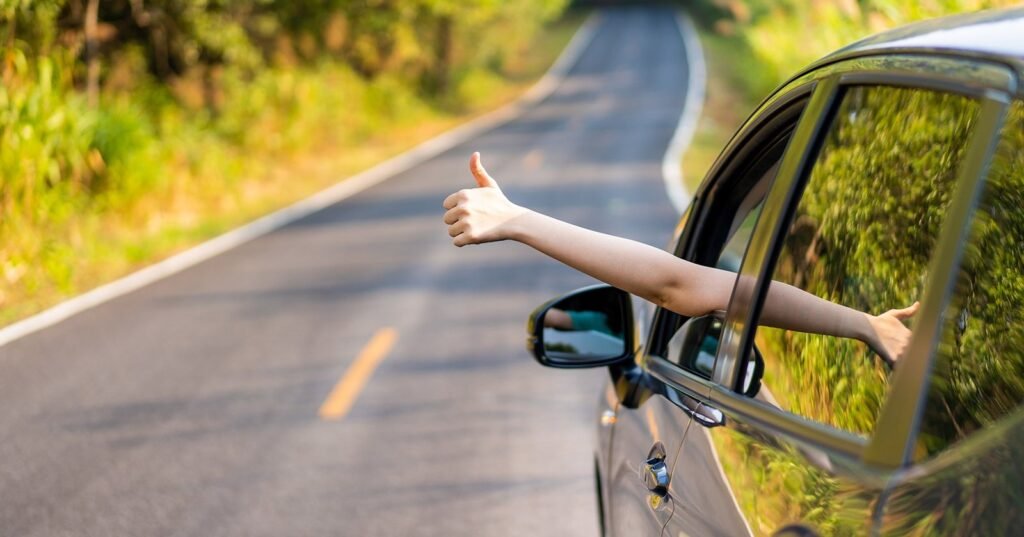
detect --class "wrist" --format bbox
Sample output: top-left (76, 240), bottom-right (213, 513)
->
top-left (857, 312), bottom-right (879, 348)
top-left (503, 206), bottom-right (537, 242)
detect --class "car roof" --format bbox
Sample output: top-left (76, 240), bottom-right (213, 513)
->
top-left (800, 7), bottom-right (1024, 82)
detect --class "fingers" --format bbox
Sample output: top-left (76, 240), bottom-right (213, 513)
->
top-left (443, 152), bottom-right (500, 247)
top-left (443, 207), bottom-right (464, 225)
top-left (443, 188), bottom-right (473, 210)
top-left (443, 191), bottom-right (460, 210)
top-left (891, 301), bottom-right (921, 320)
top-left (441, 190), bottom-right (472, 246)
top-left (470, 152), bottom-right (499, 188)
top-left (447, 221), bottom-right (467, 238)
top-left (453, 232), bottom-right (473, 247)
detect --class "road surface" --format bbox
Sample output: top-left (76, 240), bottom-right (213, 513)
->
top-left (0, 6), bottom-right (699, 536)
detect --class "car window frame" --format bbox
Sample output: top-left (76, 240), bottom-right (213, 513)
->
top-left (644, 90), bottom-right (812, 401)
top-left (708, 54), bottom-right (1016, 468)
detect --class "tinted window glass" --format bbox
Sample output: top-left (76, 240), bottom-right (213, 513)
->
top-left (665, 157), bottom-right (778, 373)
top-left (752, 86), bottom-right (979, 435)
top-left (918, 101), bottom-right (1024, 456)
top-left (715, 162), bottom-right (775, 273)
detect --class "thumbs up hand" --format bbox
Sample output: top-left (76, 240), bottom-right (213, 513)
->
top-left (866, 301), bottom-right (921, 367)
top-left (469, 151), bottom-right (498, 188)
top-left (443, 152), bottom-right (528, 247)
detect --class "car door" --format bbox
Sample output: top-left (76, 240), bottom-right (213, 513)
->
top-left (604, 89), bottom-right (808, 536)
top-left (602, 253), bottom-right (698, 535)
top-left (603, 357), bottom-right (690, 535)
top-left (663, 55), bottom-right (1014, 536)
top-left (652, 87), bottom-right (807, 537)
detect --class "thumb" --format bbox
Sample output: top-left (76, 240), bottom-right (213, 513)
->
top-left (891, 301), bottom-right (921, 320)
top-left (470, 152), bottom-right (499, 188)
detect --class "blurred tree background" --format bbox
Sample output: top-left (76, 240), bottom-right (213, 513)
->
top-left (4, 0), bottom-right (1022, 327)
top-left (680, 0), bottom-right (1021, 194)
top-left (688, 0), bottom-right (1021, 101)
top-left (0, 0), bottom-right (572, 324)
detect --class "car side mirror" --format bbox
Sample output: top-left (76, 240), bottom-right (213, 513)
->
top-left (667, 312), bottom-right (764, 397)
top-left (526, 284), bottom-right (634, 368)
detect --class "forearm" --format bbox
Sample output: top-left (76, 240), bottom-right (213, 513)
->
top-left (506, 210), bottom-right (734, 315)
top-left (544, 308), bottom-right (573, 329)
top-left (760, 280), bottom-right (873, 344)
top-left (508, 210), bottom-right (874, 339)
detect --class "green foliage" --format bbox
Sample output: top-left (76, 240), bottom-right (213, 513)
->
top-left (739, 87), bottom-right (977, 534)
top-left (684, 3), bottom-right (1024, 532)
top-left (920, 103), bottom-right (1024, 454)
top-left (689, 0), bottom-right (1022, 99)
top-left (763, 86), bottom-right (978, 436)
top-left (0, 0), bottom-right (575, 319)
top-left (0, 45), bottom-right (98, 297)
top-left (704, 84), bottom-right (984, 535)
top-left (683, 2), bottom-right (1024, 534)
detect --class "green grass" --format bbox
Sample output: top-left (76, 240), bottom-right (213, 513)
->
top-left (0, 11), bottom-right (587, 327)
top-left (680, 29), bottom-right (762, 195)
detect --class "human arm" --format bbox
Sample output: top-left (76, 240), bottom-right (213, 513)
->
top-left (759, 281), bottom-right (919, 366)
top-left (444, 153), bottom-right (917, 363)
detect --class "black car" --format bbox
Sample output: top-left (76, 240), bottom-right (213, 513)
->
top-left (528, 8), bottom-right (1024, 536)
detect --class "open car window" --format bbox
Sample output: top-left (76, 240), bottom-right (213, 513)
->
top-left (651, 99), bottom-right (802, 373)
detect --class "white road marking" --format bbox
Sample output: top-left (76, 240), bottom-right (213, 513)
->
top-left (661, 11), bottom-right (708, 215)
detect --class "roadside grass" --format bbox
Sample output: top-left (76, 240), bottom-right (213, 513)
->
top-left (1, 11), bottom-right (587, 328)
top-left (680, 29), bottom-right (762, 195)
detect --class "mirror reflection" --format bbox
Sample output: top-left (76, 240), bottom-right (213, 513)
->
top-left (541, 291), bottom-right (626, 361)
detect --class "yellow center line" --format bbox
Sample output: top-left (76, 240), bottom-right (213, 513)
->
top-left (318, 327), bottom-right (398, 421)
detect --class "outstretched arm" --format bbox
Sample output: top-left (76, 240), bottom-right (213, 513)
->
top-left (444, 153), bottom-right (917, 364)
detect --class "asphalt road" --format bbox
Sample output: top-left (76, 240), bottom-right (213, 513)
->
top-left (0, 7), bottom-right (691, 536)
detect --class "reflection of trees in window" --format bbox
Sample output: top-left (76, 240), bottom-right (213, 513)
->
top-left (882, 414), bottom-right (1024, 535)
top-left (758, 86), bottom-right (979, 435)
top-left (887, 103), bottom-right (1024, 534)
top-left (921, 102), bottom-right (1024, 455)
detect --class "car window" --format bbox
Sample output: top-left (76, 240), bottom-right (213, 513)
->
top-left (916, 101), bottom-right (1024, 457)
top-left (660, 139), bottom-right (787, 374)
top-left (715, 162), bottom-right (775, 274)
top-left (664, 180), bottom-right (773, 378)
top-left (750, 85), bottom-right (980, 436)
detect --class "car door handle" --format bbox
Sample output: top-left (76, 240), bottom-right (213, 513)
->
top-left (641, 457), bottom-right (670, 494)
top-left (668, 389), bottom-right (726, 428)
top-left (691, 402), bottom-right (725, 428)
